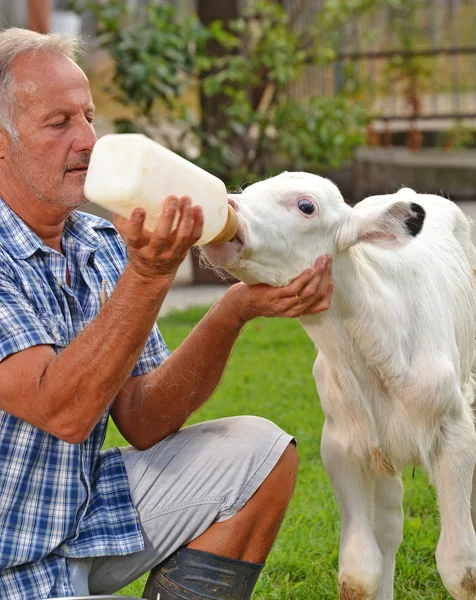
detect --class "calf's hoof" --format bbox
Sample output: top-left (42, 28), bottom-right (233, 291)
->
top-left (460, 567), bottom-right (476, 600)
top-left (440, 566), bottom-right (476, 600)
top-left (338, 576), bottom-right (379, 600)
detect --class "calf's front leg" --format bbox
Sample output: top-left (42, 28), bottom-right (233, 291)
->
top-left (431, 416), bottom-right (476, 600)
top-left (321, 420), bottom-right (383, 600)
top-left (373, 475), bottom-right (404, 600)
top-left (471, 467), bottom-right (476, 529)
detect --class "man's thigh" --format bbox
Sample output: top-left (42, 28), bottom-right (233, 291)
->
top-left (71, 416), bottom-right (294, 595)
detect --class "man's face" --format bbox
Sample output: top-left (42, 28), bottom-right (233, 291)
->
top-left (6, 52), bottom-right (97, 208)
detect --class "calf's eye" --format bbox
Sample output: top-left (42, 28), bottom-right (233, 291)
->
top-left (298, 199), bottom-right (315, 215)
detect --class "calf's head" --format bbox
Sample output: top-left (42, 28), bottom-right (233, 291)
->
top-left (202, 172), bottom-right (425, 287)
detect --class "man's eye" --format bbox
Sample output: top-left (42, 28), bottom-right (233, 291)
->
top-left (51, 121), bottom-right (66, 129)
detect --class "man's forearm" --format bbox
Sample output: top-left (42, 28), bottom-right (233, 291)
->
top-left (112, 256), bottom-right (334, 450)
top-left (39, 265), bottom-right (173, 442)
top-left (113, 292), bottom-right (246, 449)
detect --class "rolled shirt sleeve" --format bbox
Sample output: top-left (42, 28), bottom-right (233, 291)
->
top-left (130, 323), bottom-right (171, 376)
top-left (0, 269), bottom-right (170, 373)
top-left (0, 275), bottom-right (56, 362)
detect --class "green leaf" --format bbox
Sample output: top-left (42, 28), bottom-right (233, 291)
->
top-left (70, 0), bottom-right (371, 185)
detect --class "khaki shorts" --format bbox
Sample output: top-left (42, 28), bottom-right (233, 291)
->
top-left (69, 416), bottom-right (294, 595)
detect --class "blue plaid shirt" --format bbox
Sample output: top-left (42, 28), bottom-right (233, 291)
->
top-left (0, 198), bottom-right (171, 599)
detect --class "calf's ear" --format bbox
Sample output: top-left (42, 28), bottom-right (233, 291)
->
top-left (336, 201), bottom-right (425, 251)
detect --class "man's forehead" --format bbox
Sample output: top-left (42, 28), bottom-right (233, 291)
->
top-left (11, 52), bottom-right (92, 111)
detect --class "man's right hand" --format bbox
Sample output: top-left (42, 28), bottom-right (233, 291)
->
top-left (114, 195), bottom-right (203, 282)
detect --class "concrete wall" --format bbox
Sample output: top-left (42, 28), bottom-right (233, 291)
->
top-left (353, 147), bottom-right (476, 204)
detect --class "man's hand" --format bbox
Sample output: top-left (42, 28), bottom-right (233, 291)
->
top-left (225, 255), bottom-right (333, 323)
top-left (114, 196), bottom-right (203, 282)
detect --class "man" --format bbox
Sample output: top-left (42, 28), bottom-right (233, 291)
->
top-left (0, 28), bottom-right (334, 600)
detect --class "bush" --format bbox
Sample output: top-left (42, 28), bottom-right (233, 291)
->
top-left (69, 0), bottom-right (369, 187)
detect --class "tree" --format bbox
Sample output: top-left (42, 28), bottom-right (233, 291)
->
top-left (68, 0), bottom-right (368, 187)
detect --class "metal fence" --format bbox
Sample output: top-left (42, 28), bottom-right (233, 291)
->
top-left (283, 0), bottom-right (476, 124)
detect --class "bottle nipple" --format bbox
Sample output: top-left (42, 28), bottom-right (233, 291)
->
top-left (208, 205), bottom-right (239, 245)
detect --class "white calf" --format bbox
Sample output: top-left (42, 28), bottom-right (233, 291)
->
top-left (202, 172), bottom-right (476, 600)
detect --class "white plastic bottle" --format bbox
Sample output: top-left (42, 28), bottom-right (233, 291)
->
top-left (84, 134), bottom-right (238, 246)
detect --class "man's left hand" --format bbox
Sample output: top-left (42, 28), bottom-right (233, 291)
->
top-left (225, 255), bottom-right (333, 324)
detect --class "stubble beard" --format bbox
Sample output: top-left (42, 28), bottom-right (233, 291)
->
top-left (10, 141), bottom-right (89, 210)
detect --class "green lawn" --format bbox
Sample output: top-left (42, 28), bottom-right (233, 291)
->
top-left (104, 306), bottom-right (450, 599)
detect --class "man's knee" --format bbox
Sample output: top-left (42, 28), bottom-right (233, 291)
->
top-left (205, 415), bottom-right (295, 469)
top-left (260, 441), bottom-right (298, 499)
top-left (219, 415), bottom-right (289, 442)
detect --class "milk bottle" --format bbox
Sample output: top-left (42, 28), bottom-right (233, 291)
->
top-left (84, 134), bottom-right (238, 245)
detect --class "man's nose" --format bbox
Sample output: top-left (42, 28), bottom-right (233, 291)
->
top-left (72, 118), bottom-right (97, 153)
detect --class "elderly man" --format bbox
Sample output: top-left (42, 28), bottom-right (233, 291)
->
top-left (0, 28), bottom-right (333, 600)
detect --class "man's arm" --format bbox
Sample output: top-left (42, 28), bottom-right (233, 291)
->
top-left (0, 197), bottom-right (202, 443)
top-left (112, 255), bottom-right (333, 450)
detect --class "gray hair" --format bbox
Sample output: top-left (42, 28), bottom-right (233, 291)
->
top-left (0, 28), bottom-right (83, 141)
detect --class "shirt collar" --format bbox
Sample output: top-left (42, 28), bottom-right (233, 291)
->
top-left (0, 198), bottom-right (115, 260)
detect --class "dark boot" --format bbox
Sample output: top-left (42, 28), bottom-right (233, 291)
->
top-left (142, 547), bottom-right (265, 600)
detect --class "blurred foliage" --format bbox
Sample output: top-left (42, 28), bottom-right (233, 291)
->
top-left (187, 0), bottom-right (369, 185)
top-left (382, 0), bottom-right (432, 119)
top-left (67, 0), bottom-right (371, 186)
top-left (316, 0), bottom-right (434, 120)
top-left (66, 0), bottom-right (205, 115)
top-left (314, 0), bottom-right (436, 150)
top-left (436, 120), bottom-right (476, 150)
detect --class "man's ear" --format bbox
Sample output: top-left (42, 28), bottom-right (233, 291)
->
top-left (336, 201), bottom-right (426, 251)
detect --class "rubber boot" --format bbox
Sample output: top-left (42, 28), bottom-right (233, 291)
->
top-left (142, 547), bottom-right (265, 600)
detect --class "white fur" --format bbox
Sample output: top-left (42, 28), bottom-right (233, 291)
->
top-left (203, 172), bottom-right (476, 600)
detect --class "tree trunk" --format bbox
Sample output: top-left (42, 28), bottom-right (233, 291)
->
top-left (196, 0), bottom-right (241, 132)
top-left (28, 0), bottom-right (50, 33)
top-left (197, 1), bottom-right (241, 26)
top-left (191, 1), bottom-right (241, 285)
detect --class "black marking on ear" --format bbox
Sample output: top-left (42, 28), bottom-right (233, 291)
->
top-left (406, 203), bottom-right (426, 237)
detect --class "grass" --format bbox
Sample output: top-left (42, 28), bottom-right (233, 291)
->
top-left (104, 306), bottom-right (451, 599)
